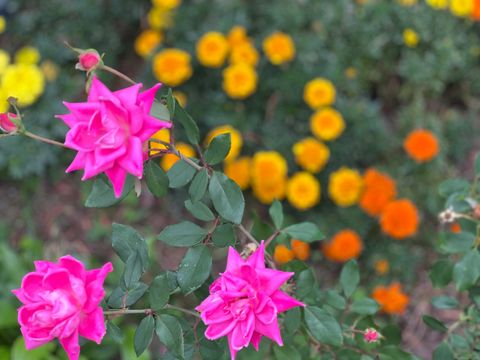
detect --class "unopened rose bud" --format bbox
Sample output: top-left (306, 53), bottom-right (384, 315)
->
top-left (474, 205), bottom-right (480, 220)
top-left (364, 328), bottom-right (380, 343)
top-left (0, 112), bottom-right (18, 133)
top-left (76, 49), bottom-right (102, 72)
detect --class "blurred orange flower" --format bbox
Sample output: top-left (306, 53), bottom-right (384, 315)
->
top-left (450, 223), bottom-right (461, 233)
top-left (273, 244), bottom-right (295, 265)
top-left (374, 259), bottom-right (390, 275)
top-left (360, 168), bottom-right (397, 217)
top-left (403, 129), bottom-right (439, 163)
top-left (323, 229), bottom-right (363, 262)
top-left (372, 283), bottom-right (409, 315)
top-left (380, 199), bottom-right (419, 239)
top-left (291, 239), bottom-right (310, 261)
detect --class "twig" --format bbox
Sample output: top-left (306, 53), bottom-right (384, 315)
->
top-left (237, 224), bottom-right (260, 245)
top-left (24, 131), bottom-right (69, 148)
top-left (104, 305), bottom-right (200, 319)
top-left (102, 65), bottom-right (137, 85)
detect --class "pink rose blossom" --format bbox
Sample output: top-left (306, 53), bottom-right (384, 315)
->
top-left (196, 241), bottom-right (305, 360)
top-left (77, 50), bottom-right (101, 72)
top-left (57, 76), bottom-right (171, 197)
top-left (0, 112), bottom-right (17, 132)
top-left (364, 328), bottom-right (380, 343)
top-left (12, 256), bottom-right (113, 360)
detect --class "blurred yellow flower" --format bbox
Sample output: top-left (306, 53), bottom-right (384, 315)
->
top-left (397, 0), bottom-right (417, 5)
top-left (135, 30), bottom-right (163, 58)
top-left (0, 16), bottom-right (6, 34)
top-left (230, 42), bottom-right (259, 67)
top-left (426, 0), bottom-right (448, 9)
top-left (2, 64), bottom-right (45, 106)
top-left (450, 0), bottom-right (474, 16)
top-left (0, 50), bottom-right (10, 75)
top-left (15, 46), bottom-right (41, 65)
top-left (403, 28), bottom-right (420, 48)
top-left (152, 0), bottom-right (181, 10)
top-left (0, 87), bottom-right (9, 112)
top-left (205, 124), bottom-right (243, 162)
top-left (328, 167), bottom-right (363, 207)
top-left (252, 151), bottom-right (288, 182)
top-left (148, 6), bottom-right (173, 30)
top-left (40, 60), bottom-right (59, 82)
top-left (225, 156), bottom-right (251, 190)
top-left (150, 128), bottom-right (170, 156)
top-left (196, 32), bottom-right (229, 68)
top-left (310, 108), bottom-right (345, 141)
top-left (222, 63), bottom-right (257, 99)
top-left (227, 26), bottom-right (249, 47)
top-left (153, 48), bottom-right (192, 87)
top-left (303, 78), bottom-right (336, 109)
top-left (172, 90), bottom-right (187, 107)
top-left (252, 178), bottom-right (287, 204)
top-left (161, 142), bottom-right (195, 171)
top-left (287, 172), bottom-right (321, 210)
top-left (292, 137), bottom-right (330, 173)
top-left (262, 31), bottom-right (296, 65)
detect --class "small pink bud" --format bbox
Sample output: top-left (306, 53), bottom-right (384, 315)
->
top-left (364, 328), bottom-right (380, 343)
top-left (77, 50), bottom-right (101, 72)
top-left (0, 113), bottom-right (18, 133)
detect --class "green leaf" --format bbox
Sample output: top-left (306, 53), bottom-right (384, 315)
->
top-left (189, 169), bottom-right (209, 202)
top-left (433, 342), bottom-right (454, 360)
top-left (166, 89), bottom-right (176, 118)
top-left (174, 100), bottom-right (199, 145)
top-left (150, 101), bottom-right (170, 121)
top-left (212, 223), bottom-right (236, 247)
top-left (439, 232), bottom-right (475, 254)
top-left (123, 249), bottom-right (144, 289)
top-left (199, 336), bottom-right (226, 359)
top-left (429, 260), bottom-right (453, 288)
top-left (269, 200), bottom-right (284, 229)
top-left (125, 282), bottom-right (149, 307)
top-left (438, 179), bottom-right (470, 198)
top-left (149, 274), bottom-right (170, 311)
top-left (85, 176), bottom-right (134, 208)
top-left (284, 222), bottom-right (324, 242)
top-left (422, 315), bottom-right (447, 332)
top-left (177, 245), bottom-right (212, 294)
top-left (453, 249), bottom-right (480, 291)
top-left (111, 224), bottom-right (148, 271)
top-left (167, 159), bottom-right (197, 188)
top-left (184, 200), bottom-right (215, 221)
top-left (156, 314), bottom-right (184, 360)
top-left (108, 283), bottom-right (149, 308)
top-left (350, 298), bottom-right (380, 315)
top-left (304, 306), bottom-right (343, 346)
top-left (157, 221), bottom-right (208, 247)
top-left (145, 160), bottom-right (169, 197)
top-left (296, 268), bottom-right (316, 299)
top-left (325, 290), bottom-right (346, 310)
top-left (209, 172), bottom-right (244, 224)
top-left (134, 315), bottom-right (155, 356)
top-left (432, 296), bottom-right (459, 309)
top-left (273, 345), bottom-right (301, 360)
top-left (107, 322), bottom-right (124, 343)
top-left (340, 260), bottom-right (359, 298)
top-left (283, 307), bottom-right (301, 336)
top-left (204, 133), bottom-right (231, 165)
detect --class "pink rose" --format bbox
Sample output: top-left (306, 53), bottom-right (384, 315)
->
top-left (57, 76), bottom-right (171, 197)
top-left (196, 242), bottom-right (305, 360)
top-left (77, 50), bottom-right (101, 72)
top-left (364, 328), bottom-right (381, 343)
top-left (12, 256), bottom-right (113, 360)
top-left (0, 112), bottom-right (18, 133)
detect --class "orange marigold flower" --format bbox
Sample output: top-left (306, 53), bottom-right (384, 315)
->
top-left (360, 168), bottom-right (397, 217)
top-left (273, 244), bottom-right (295, 265)
top-left (403, 129), bottom-right (439, 163)
top-left (374, 259), bottom-right (390, 275)
top-left (473, 0), bottom-right (480, 20)
top-left (323, 229), bottom-right (363, 263)
top-left (450, 223), bottom-right (461, 233)
top-left (224, 156), bottom-right (251, 190)
top-left (380, 199), bottom-right (419, 239)
top-left (291, 239), bottom-right (310, 261)
top-left (372, 283), bottom-right (409, 315)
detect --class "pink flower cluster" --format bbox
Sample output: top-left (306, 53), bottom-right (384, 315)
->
top-left (12, 256), bottom-right (113, 360)
top-left (57, 77), bottom-right (171, 197)
top-left (196, 242), bottom-right (305, 359)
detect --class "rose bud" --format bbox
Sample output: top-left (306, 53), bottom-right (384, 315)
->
top-left (76, 49), bottom-right (102, 72)
top-left (0, 112), bottom-right (18, 133)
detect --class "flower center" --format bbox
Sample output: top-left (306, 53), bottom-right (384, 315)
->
top-left (228, 298), bottom-right (251, 321)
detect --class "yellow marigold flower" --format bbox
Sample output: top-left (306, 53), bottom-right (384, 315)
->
top-left (403, 29), bottom-right (419, 48)
top-left (150, 128), bottom-right (170, 156)
top-left (252, 151), bottom-right (288, 183)
top-left (227, 26), bottom-right (249, 48)
top-left (152, 0), bottom-right (181, 10)
top-left (328, 167), bottom-right (363, 207)
top-left (262, 31), bottom-right (296, 65)
top-left (0, 16), bottom-right (6, 34)
top-left (287, 172), bottom-right (321, 211)
top-left (303, 78), bottom-right (336, 109)
top-left (15, 46), bottom-right (40, 65)
top-left (0, 87), bottom-right (9, 112)
top-left (450, 0), bottom-right (473, 16)
top-left (0, 50), bottom-right (10, 75)
top-left (375, 259), bottom-right (390, 275)
top-left (426, 0), bottom-right (448, 9)
top-left (252, 178), bottom-right (287, 204)
top-left (225, 156), bottom-right (251, 190)
top-left (148, 6), bottom-right (173, 30)
top-left (345, 67), bottom-right (357, 79)
top-left (222, 63), bottom-right (257, 99)
top-left (292, 137), bottom-right (330, 173)
top-left (135, 30), bottom-right (163, 58)
top-left (161, 142), bottom-right (195, 171)
top-left (172, 90), bottom-right (187, 107)
top-left (153, 48), bottom-right (192, 87)
top-left (2, 64), bottom-right (45, 107)
top-left (196, 32), bottom-right (229, 68)
top-left (397, 0), bottom-right (417, 5)
top-left (310, 108), bottom-right (345, 142)
top-left (205, 125), bottom-right (243, 162)
top-left (230, 41), bottom-right (259, 67)
top-left (40, 60), bottom-right (59, 82)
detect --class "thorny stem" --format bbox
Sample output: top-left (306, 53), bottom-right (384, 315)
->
top-left (104, 305), bottom-right (200, 319)
top-left (101, 65), bottom-right (136, 85)
top-left (24, 131), bottom-right (69, 149)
